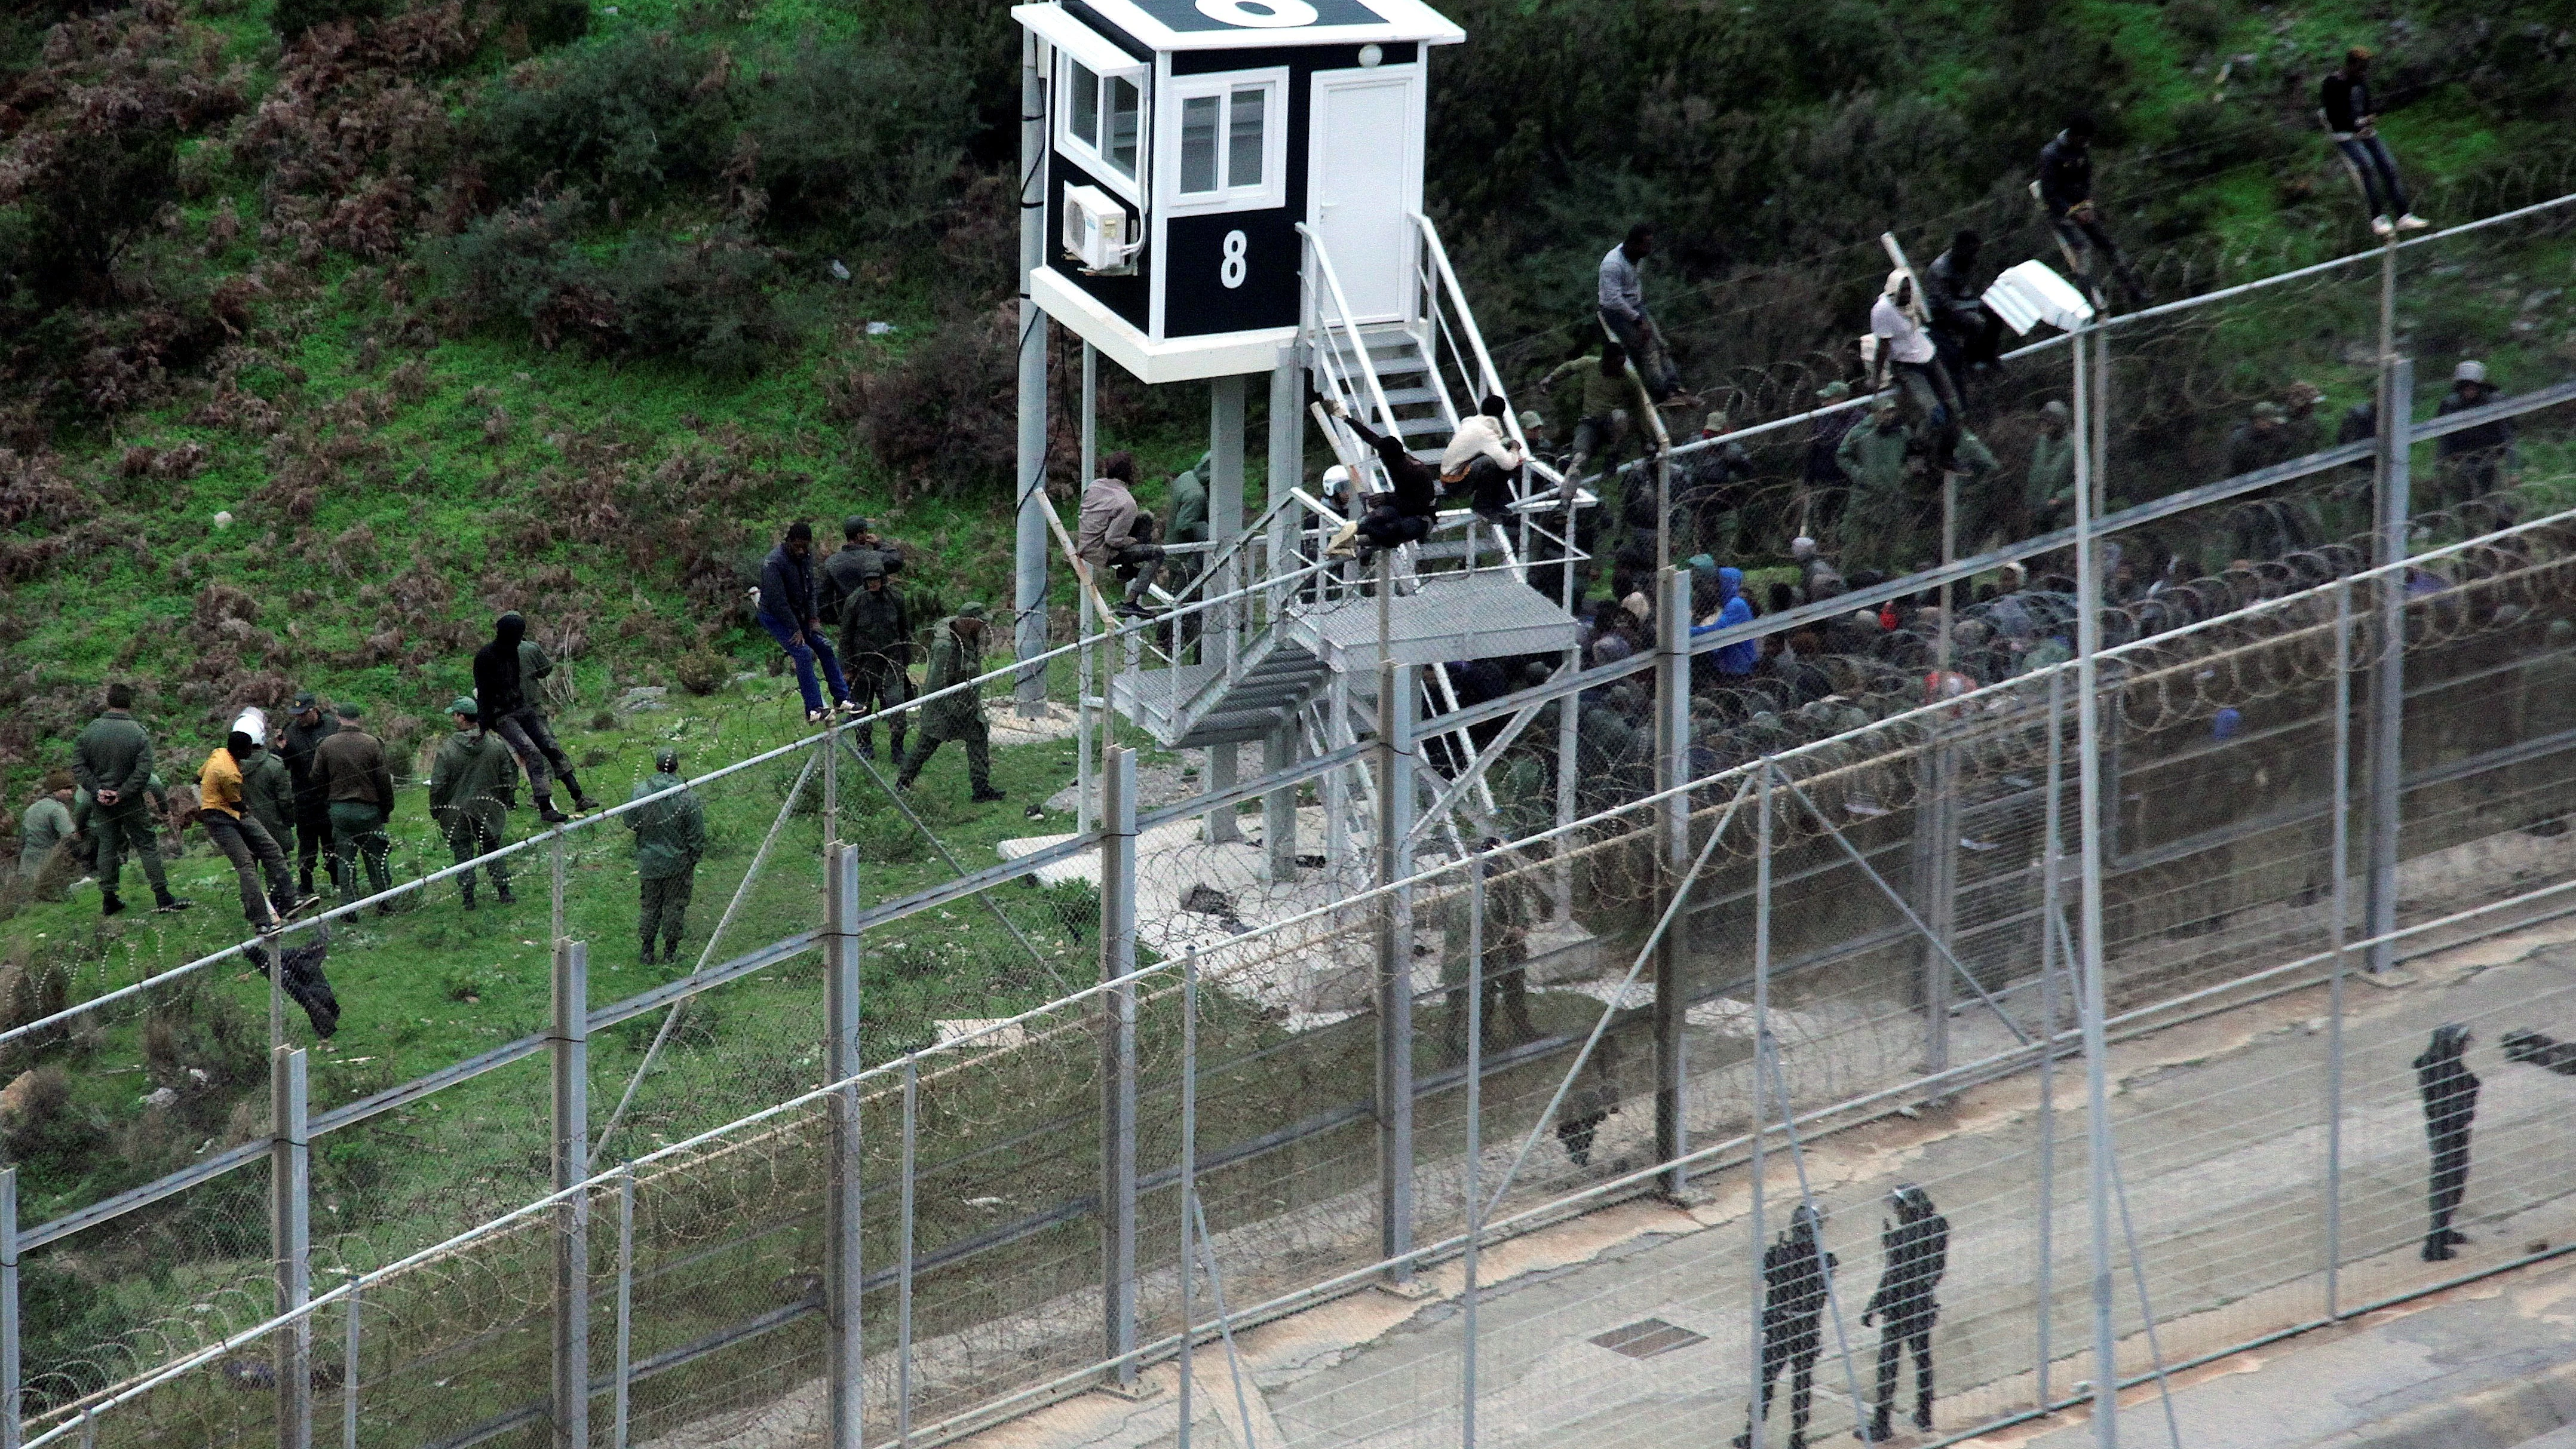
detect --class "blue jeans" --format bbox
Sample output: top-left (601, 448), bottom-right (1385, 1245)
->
top-left (2337, 136), bottom-right (2408, 218)
top-left (762, 614), bottom-right (851, 714)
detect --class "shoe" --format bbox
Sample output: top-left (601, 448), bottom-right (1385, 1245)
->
top-left (971, 787), bottom-right (1007, 803)
top-left (462, 894), bottom-right (478, 911)
top-left (376, 901), bottom-right (398, 917)
top-left (1913, 1405), bottom-right (1933, 1433)
top-left (2369, 215), bottom-right (2394, 237)
top-left (807, 708), bottom-right (831, 726)
top-left (495, 881), bottom-right (516, 905)
top-left (102, 893), bottom-right (126, 918)
top-left (640, 950), bottom-right (655, 969)
top-left (1856, 1414), bottom-right (1892, 1443)
top-left (2423, 1238), bottom-right (2457, 1261)
top-left (290, 894), bottom-right (324, 917)
top-left (154, 895), bottom-right (194, 914)
top-left (538, 805), bottom-right (572, 825)
top-left (571, 794), bottom-right (600, 814)
top-left (2396, 213), bottom-right (2429, 231)
top-left (1324, 520), bottom-right (1361, 558)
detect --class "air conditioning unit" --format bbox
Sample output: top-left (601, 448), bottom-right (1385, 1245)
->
top-left (1063, 184), bottom-right (1136, 274)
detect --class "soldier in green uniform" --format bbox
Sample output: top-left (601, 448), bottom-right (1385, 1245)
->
top-left (428, 698), bottom-right (520, 910)
top-left (18, 772), bottom-right (75, 888)
top-left (71, 684), bottom-right (190, 917)
top-left (237, 711), bottom-right (300, 882)
top-left (894, 602), bottom-right (1005, 804)
top-left (833, 553), bottom-right (914, 762)
top-left (1442, 840), bottom-right (1544, 1057)
top-left (627, 749), bottom-right (706, 965)
top-left (315, 702), bottom-right (397, 908)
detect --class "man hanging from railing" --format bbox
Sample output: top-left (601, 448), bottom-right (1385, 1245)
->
top-left (1320, 397), bottom-right (1442, 564)
top-left (1440, 394), bottom-right (1525, 533)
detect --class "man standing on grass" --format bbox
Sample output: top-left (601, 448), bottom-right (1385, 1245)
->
top-left (237, 710), bottom-right (299, 885)
top-left (315, 702), bottom-right (397, 911)
top-left (72, 683), bottom-right (191, 918)
top-left (835, 552), bottom-right (913, 762)
top-left (819, 514), bottom-right (906, 628)
top-left (280, 690), bottom-right (340, 898)
top-left (627, 748), bottom-right (706, 966)
top-left (896, 602), bottom-right (1005, 804)
top-left (428, 698), bottom-right (519, 911)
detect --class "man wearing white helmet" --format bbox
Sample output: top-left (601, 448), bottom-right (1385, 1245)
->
top-left (2436, 358), bottom-right (2515, 501)
top-left (195, 710), bottom-right (302, 931)
top-left (235, 708), bottom-right (299, 891)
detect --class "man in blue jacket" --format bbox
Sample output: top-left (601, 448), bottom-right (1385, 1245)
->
top-left (1693, 566), bottom-right (1759, 678)
top-left (760, 521), bottom-right (854, 724)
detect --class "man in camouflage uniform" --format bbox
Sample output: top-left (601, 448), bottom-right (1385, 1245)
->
top-left (833, 552), bottom-right (914, 762)
top-left (627, 749), bottom-right (707, 965)
top-left (72, 683), bottom-right (190, 917)
top-left (894, 602), bottom-right (1005, 803)
top-left (428, 698), bottom-right (519, 910)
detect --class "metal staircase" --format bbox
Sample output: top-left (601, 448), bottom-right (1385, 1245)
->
top-left (1099, 216), bottom-right (1590, 770)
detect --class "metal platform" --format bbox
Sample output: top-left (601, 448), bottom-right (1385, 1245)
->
top-left (1292, 571), bottom-right (1579, 674)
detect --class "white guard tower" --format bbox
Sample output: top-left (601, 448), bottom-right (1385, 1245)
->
top-left (1012, 0), bottom-right (1591, 884)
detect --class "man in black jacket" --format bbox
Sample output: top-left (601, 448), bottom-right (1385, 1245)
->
top-left (2322, 48), bottom-right (2425, 237)
top-left (2416, 1024), bottom-right (2478, 1261)
top-left (1860, 1184), bottom-right (1950, 1441)
top-left (818, 514), bottom-right (905, 627)
top-left (1322, 398), bottom-right (1443, 561)
top-left (474, 613), bottom-right (574, 824)
top-left (759, 521), bottom-right (855, 725)
top-left (1737, 1204), bottom-right (1836, 1449)
top-left (2037, 115), bottom-right (2148, 305)
top-left (280, 692), bottom-right (341, 897)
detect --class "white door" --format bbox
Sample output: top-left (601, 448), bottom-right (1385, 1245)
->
top-left (1308, 71), bottom-right (1418, 326)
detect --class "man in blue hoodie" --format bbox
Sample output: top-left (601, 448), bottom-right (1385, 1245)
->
top-left (1693, 566), bottom-right (1759, 678)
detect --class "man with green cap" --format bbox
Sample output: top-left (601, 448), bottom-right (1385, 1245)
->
top-left (896, 602), bottom-right (1005, 803)
top-left (71, 683), bottom-right (190, 917)
top-left (314, 701), bottom-right (397, 909)
top-left (280, 690), bottom-right (340, 897)
top-left (627, 748), bottom-right (706, 965)
top-left (2026, 400), bottom-right (2076, 535)
top-left (2227, 399), bottom-right (2296, 476)
top-left (428, 698), bottom-right (519, 910)
top-left (1836, 392), bottom-right (1915, 567)
top-left (1166, 453), bottom-right (1211, 548)
top-left (833, 551), bottom-right (914, 762)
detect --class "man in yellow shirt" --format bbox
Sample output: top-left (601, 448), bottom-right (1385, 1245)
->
top-left (197, 716), bottom-right (300, 932)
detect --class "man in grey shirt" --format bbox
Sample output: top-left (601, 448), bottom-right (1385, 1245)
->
top-left (1597, 223), bottom-right (1680, 402)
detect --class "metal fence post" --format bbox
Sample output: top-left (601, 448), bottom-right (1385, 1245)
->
top-left (1012, 27), bottom-right (1052, 716)
top-left (898, 1058), bottom-right (918, 1449)
top-left (614, 1167), bottom-right (635, 1449)
top-left (1100, 747), bottom-right (1142, 1383)
top-left (1377, 662), bottom-right (1418, 1279)
top-left (2365, 357), bottom-right (2414, 975)
top-left (272, 1045), bottom-right (310, 1449)
top-left (1178, 950), bottom-right (1200, 1449)
top-left (1652, 566), bottom-right (1691, 1199)
top-left (341, 1279), bottom-right (358, 1449)
top-left (2072, 325), bottom-right (2119, 1449)
top-left (2326, 580), bottom-right (2355, 1317)
top-left (1744, 763), bottom-right (1773, 1449)
top-left (550, 941), bottom-right (590, 1449)
top-left (1264, 724), bottom-right (1299, 882)
top-left (1912, 735), bottom-right (1956, 1079)
top-left (2035, 670), bottom-right (2065, 1408)
top-left (2, 1168), bottom-right (17, 1449)
top-left (825, 842), bottom-right (864, 1448)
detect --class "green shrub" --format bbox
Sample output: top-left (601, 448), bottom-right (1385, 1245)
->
top-left (269, 0), bottom-right (386, 41)
top-left (470, 31), bottom-right (733, 220)
top-left (489, 0), bottom-right (590, 50)
top-left (739, 37), bottom-right (979, 234)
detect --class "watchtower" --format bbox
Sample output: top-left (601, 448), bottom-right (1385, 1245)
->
top-left (1016, 0), bottom-right (1463, 382)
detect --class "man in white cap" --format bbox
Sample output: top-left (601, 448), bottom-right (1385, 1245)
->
top-left (1871, 268), bottom-right (1962, 473)
top-left (234, 708), bottom-right (300, 901)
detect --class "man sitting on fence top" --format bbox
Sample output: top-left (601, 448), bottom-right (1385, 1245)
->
top-left (2322, 47), bottom-right (2427, 238)
top-left (1076, 452), bottom-right (1166, 620)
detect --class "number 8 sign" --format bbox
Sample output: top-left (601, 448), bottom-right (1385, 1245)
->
top-left (1220, 229), bottom-right (1249, 289)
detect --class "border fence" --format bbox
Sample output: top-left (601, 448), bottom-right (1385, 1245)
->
top-left (5, 193), bottom-right (2576, 1448)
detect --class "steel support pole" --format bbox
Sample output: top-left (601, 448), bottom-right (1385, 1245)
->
top-left (1, 1168), bottom-right (18, 1449)
top-left (1207, 376), bottom-right (1249, 840)
top-left (2325, 581), bottom-right (2354, 1317)
top-left (1013, 30), bottom-right (1052, 716)
top-left (341, 1281), bottom-right (358, 1449)
top-left (272, 1046), bottom-right (310, 1449)
top-left (898, 1059), bottom-right (918, 1449)
top-left (1269, 345), bottom-right (1304, 510)
top-left (2036, 670), bottom-right (2065, 1407)
top-left (1100, 747), bottom-right (1141, 1383)
top-left (1264, 725), bottom-right (1298, 882)
top-left (1554, 647), bottom-right (1580, 921)
top-left (825, 843), bottom-right (863, 1448)
top-left (1462, 857), bottom-right (1483, 1449)
top-left (1745, 763), bottom-right (1772, 1449)
top-left (613, 1168), bottom-right (634, 1449)
top-left (550, 942), bottom-right (590, 1449)
top-left (2365, 357), bottom-right (2413, 975)
top-left (1914, 736), bottom-right (1956, 1079)
top-left (1652, 566), bottom-right (1691, 1199)
top-left (1376, 662), bottom-right (1418, 1278)
top-left (2072, 327), bottom-right (2118, 1449)
top-left (1179, 950), bottom-right (1199, 1449)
